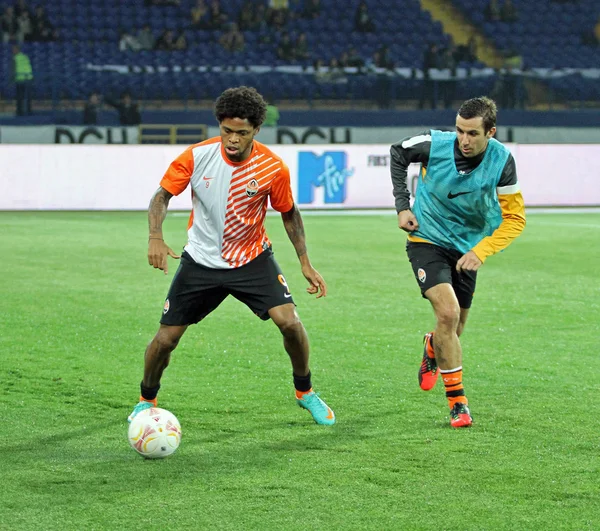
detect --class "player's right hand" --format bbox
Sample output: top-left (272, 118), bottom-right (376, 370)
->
top-left (148, 239), bottom-right (180, 275)
top-left (398, 210), bottom-right (419, 232)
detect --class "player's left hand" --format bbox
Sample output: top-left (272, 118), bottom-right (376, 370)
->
top-left (302, 265), bottom-right (327, 298)
top-left (456, 251), bottom-right (483, 272)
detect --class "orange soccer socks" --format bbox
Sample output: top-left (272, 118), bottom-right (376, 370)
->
top-left (440, 367), bottom-right (467, 408)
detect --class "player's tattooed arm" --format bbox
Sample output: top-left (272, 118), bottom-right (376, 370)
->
top-left (148, 186), bottom-right (173, 239)
top-left (147, 186), bottom-right (179, 274)
top-left (281, 204), bottom-right (308, 259)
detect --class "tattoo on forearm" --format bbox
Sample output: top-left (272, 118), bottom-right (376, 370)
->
top-left (148, 188), bottom-right (172, 236)
top-left (282, 206), bottom-right (307, 257)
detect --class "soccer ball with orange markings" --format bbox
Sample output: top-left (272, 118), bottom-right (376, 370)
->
top-left (128, 407), bottom-right (181, 459)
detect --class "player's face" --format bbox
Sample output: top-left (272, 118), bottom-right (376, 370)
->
top-left (219, 118), bottom-right (259, 162)
top-left (455, 115), bottom-right (496, 158)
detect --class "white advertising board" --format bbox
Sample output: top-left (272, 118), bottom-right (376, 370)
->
top-left (0, 144), bottom-right (598, 210)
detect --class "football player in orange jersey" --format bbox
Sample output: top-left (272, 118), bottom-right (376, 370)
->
top-left (128, 86), bottom-right (335, 426)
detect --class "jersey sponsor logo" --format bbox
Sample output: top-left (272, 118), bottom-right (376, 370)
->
top-left (203, 175), bottom-right (214, 188)
top-left (297, 151), bottom-right (354, 204)
top-left (245, 178), bottom-right (259, 197)
top-left (418, 268), bottom-right (426, 283)
top-left (447, 191), bottom-right (473, 199)
top-left (163, 299), bottom-right (170, 314)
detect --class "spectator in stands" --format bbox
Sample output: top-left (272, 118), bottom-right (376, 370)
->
top-left (263, 98), bottom-right (280, 127)
top-left (419, 42), bottom-right (441, 109)
top-left (268, 7), bottom-right (288, 30)
top-left (155, 29), bottom-right (176, 50)
top-left (13, 0), bottom-right (31, 18)
top-left (354, 1), bottom-right (375, 33)
top-left (294, 32), bottom-right (310, 62)
top-left (493, 49), bottom-right (524, 109)
top-left (207, 0), bottom-right (228, 30)
top-left (269, 0), bottom-right (290, 25)
top-left (485, 0), bottom-right (501, 22)
top-left (105, 91), bottom-right (141, 125)
top-left (2, 6), bottom-right (19, 43)
top-left (119, 30), bottom-right (142, 52)
top-left (30, 5), bottom-right (59, 42)
top-left (190, 0), bottom-right (209, 29)
top-left (313, 58), bottom-right (326, 82)
top-left (302, 0), bottom-right (321, 19)
top-left (500, 0), bottom-right (518, 22)
top-left (365, 50), bottom-right (382, 71)
top-left (243, 2), bottom-right (267, 32)
top-left (338, 50), bottom-right (349, 67)
top-left (174, 29), bottom-right (187, 50)
top-left (31, 4), bottom-right (48, 27)
top-left (137, 25), bottom-right (155, 51)
top-left (438, 44), bottom-right (457, 109)
top-left (237, 7), bottom-right (254, 31)
top-left (455, 35), bottom-right (478, 63)
top-left (346, 46), bottom-right (365, 69)
top-left (314, 58), bottom-right (346, 84)
top-left (374, 45), bottom-right (394, 70)
top-left (83, 92), bottom-right (101, 125)
top-left (277, 32), bottom-right (295, 61)
top-left (325, 58), bottom-right (347, 84)
top-left (11, 44), bottom-right (33, 116)
top-left (16, 8), bottom-right (32, 42)
top-left (219, 22), bottom-right (244, 52)
top-left (595, 17), bottom-right (600, 45)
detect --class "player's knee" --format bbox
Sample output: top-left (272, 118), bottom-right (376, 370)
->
top-left (153, 330), bottom-right (181, 353)
top-left (277, 316), bottom-right (304, 338)
top-left (436, 305), bottom-right (461, 330)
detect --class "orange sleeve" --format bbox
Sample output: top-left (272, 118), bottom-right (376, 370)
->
top-left (159, 148), bottom-right (195, 196)
top-left (472, 191), bottom-right (526, 262)
top-left (269, 161), bottom-right (294, 212)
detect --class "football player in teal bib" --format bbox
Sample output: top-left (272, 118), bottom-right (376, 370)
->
top-left (390, 97), bottom-right (526, 428)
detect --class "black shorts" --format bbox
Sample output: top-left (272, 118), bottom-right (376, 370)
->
top-left (406, 241), bottom-right (477, 309)
top-left (160, 248), bottom-right (295, 325)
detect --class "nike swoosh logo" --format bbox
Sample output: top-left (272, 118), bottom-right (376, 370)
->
top-left (447, 191), bottom-right (473, 199)
top-left (202, 176), bottom-right (213, 181)
top-left (284, 293), bottom-right (292, 298)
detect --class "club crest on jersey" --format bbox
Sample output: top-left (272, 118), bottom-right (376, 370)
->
top-left (418, 268), bottom-right (426, 283)
top-left (163, 299), bottom-right (170, 314)
top-left (245, 179), bottom-right (259, 197)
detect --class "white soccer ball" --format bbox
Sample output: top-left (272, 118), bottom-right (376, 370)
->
top-left (128, 407), bottom-right (182, 459)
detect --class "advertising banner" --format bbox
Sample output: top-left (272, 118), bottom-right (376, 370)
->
top-left (0, 144), bottom-right (598, 210)
top-left (0, 126), bottom-right (140, 144)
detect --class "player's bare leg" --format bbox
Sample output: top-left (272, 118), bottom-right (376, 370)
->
top-left (269, 304), bottom-right (335, 425)
top-left (128, 324), bottom-right (187, 422)
top-left (425, 284), bottom-right (472, 427)
top-left (143, 324), bottom-right (188, 388)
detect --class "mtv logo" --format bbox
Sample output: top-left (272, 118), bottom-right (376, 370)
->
top-left (297, 151), bottom-right (354, 204)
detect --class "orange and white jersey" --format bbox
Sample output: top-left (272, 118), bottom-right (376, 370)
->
top-left (159, 137), bottom-right (294, 269)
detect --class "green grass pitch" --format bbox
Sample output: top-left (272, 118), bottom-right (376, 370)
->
top-left (1, 210), bottom-right (599, 530)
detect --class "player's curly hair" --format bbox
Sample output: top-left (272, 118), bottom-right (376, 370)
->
top-left (458, 96), bottom-right (497, 132)
top-left (214, 86), bottom-right (267, 128)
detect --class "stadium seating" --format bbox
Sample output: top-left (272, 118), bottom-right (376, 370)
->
top-left (451, 0), bottom-right (600, 102)
top-left (0, 0), bottom-right (598, 106)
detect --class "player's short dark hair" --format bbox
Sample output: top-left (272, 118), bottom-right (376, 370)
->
top-left (214, 86), bottom-right (267, 128)
top-left (458, 96), bottom-right (497, 132)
